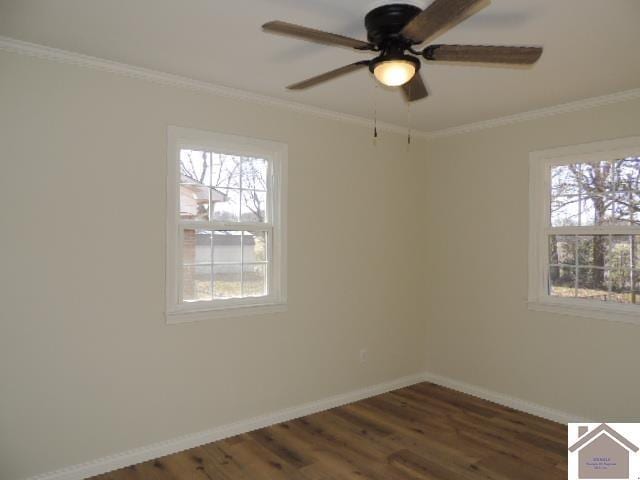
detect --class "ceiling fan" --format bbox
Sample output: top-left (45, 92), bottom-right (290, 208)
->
top-left (262, 0), bottom-right (543, 102)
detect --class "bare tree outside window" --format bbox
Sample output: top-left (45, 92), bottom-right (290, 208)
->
top-left (180, 149), bottom-right (209, 184)
top-left (549, 158), bottom-right (640, 304)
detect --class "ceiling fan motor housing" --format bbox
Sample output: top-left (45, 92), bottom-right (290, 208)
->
top-left (364, 3), bottom-right (422, 45)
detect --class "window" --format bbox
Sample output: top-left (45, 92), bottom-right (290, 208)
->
top-left (166, 127), bottom-right (287, 323)
top-left (529, 136), bottom-right (640, 325)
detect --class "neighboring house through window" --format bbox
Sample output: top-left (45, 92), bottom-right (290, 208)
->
top-left (529, 136), bottom-right (640, 325)
top-left (166, 126), bottom-right (287, 323)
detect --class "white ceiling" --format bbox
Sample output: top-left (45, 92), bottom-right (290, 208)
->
top-left (1, 0), bottom-right (639, 132)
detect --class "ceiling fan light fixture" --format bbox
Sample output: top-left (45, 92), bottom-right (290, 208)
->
top-left (370, 55), bottom-right (419, 87)
top-left (264, 0), bottom-right (542, 103)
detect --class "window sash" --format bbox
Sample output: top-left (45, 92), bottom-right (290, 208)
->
top-left (545, 232), bottom-right (640, 301)
top-left (178, 153), bottom-right (274, 225)
top-left (177, 226), bottom-right (274, 306)
top-left (544, 159), bottom-right (640, 231)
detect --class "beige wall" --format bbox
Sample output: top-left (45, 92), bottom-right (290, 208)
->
top-left (2, 45), bottom-right (640, 480)
top-left (424, 97), bottom-right (640, 422)
top-left (0, 51), bottom-right (427, 480)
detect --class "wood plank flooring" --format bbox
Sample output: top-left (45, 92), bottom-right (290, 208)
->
top-left (92, 382), bottom-right (568, 480)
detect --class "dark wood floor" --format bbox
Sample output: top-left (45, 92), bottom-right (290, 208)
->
top-left (93, 382), bottom-right (568, 480)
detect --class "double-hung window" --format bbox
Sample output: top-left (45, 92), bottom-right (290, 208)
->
top-left (166, 127), bottom-right (287, 323)
top-left (529, 136), bottom-right (640, 324)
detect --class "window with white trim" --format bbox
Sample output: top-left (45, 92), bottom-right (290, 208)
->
top-left (166, 127), bottom-right (287, 323)
top-left (529, 136), bottom-right (640, 324)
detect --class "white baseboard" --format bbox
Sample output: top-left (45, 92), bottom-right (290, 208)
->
top-left (422, 371), bottom-right (591, 424)
top-left (26, 371), bottom-right (588, 480)
top-left (26, 373), bottom-right (425, 480)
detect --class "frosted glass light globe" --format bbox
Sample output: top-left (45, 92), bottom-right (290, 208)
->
top-left (373, 60), bottom-right (416, 86)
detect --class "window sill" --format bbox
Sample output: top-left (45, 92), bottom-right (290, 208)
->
top-left (527, 298), bottom-right (640, 326)
top-left (166, 302), bottom-right (288, 324)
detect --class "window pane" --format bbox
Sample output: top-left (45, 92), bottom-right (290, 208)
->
top-left (615, 158), bottom-right (640, 191)
top-left (180, 184), bottom-right (210, 220)
top-left (182, 265), bottom-right (212, 302)
top-left (577, 235), bottom-right (607, 268)
top-left (577, 268), bottom-right (607, 300)
top-left (213, 264), bottom-right (241, 299)
top-left (242, 158), bottom-right (268, 191)
top-left (182, 229), bottom-right (211, 265)
top-left (210, 187), bottom-right (227, 207)
top-left (180, 149), bottom-right (211, 185)
top-left (579, 195), bottom-right (612, 226)
top-left (211, 188), bottom-right (240, 222)
top-left (548, 160), bottom-right (640, 227)
top-left (607, 237), bottom-right (635, 304)
top-left (243, 264), bottom-right (267, 297)
top-left (549, 235), bottom-right (575, 265)
top-left (549, 266), bottom-right (575, 297)
top-left (551, 195), bottom-right (579, 226)
top-left (611, 192), bottom-right (636, 224)
top-left (609, 235), bottom-right (632, 270)
top-left (212, 154), bottom-right (241, 189)
top-left (633, 235), bottom-right (640, 267)
top-left (244, 231), bottom-right (267, 262)
top-left (213, 231), bottom-right (241, 263)
top-left (240, 190), bottom-right (267, 223)
top-left (612, 190), bottom-right (640, 225)
top-left (551, 165), bottom-right (580, 195)
top-left (580, 161), bottom-right (613, 191)
top-left (609, 267), bottom-right (632, 304)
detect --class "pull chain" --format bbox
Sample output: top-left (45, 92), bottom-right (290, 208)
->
top-left (373, 83), bottom-right (378, 140)
top-left (407, 83), bottom-right (412, 147)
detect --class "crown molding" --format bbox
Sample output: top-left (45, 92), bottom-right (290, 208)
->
top-left (0, 35), bottom-right (425, 139)
top-left (1, 35), bottom-right (638, 141)
top-left (425, 87), bottom-right (640, 139)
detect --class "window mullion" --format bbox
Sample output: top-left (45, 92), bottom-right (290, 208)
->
top-left (177, 228), bottom-right (184, 304)
top-left (208, 154), bottom-right (215, 301)
top-left (210, 229), bottom-right (215, 301)
top-left (574, 235), bottom-right (579, 297)
top-left (613, 160), bottom-right (618, 222)
top-left (632, 236), bottom-right (637, 304)
top-left (578, 167), bottom-right (583, 227)
top-left (240, 230), bottom-right (244, 298)
top-left (608, 234), bottom-right (612, 300)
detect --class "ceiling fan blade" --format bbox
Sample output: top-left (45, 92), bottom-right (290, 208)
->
top-left (263, 21), bottom-right (374, 50)
top-left (287, 61), bottom-right (370, 90)
top-left (401, 73), bottom-right (429, 102)
top-left (401, 0), bottom-right (490, 44)
top-left (423, 44), bottom-right (543, 64)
